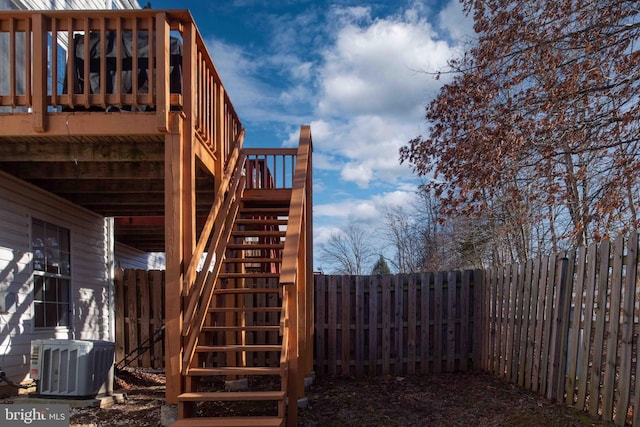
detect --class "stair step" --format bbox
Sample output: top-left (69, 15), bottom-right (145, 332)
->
top-left (235, 219), bottom-right (288, 226)
top-left (219, 272), bottom-right (280, 279)
top-left (172, 416), bottom-right (284, 427)
top-left (195, 345), bottom-right (282, 352)
top-left (202, 325), bottom-right (280, 333)
top-left (232, 230), bottom-right (286, 238)
top-left (242, 188), bottom-right (292, 202)
top-left (224, 257), bottom-right (282, 263)
top-left (179, 391), bottom-right (286, 402)
top-left (226, 243), bottom-right (284, 250)
top-left (208, 307), bottom-right (281, 313)
top-left (216, 288), bottom-right (281, 295)
top-left (239, 207), bottom-right (289, 214)
top-left (187, 366), bottom-right (283, 376)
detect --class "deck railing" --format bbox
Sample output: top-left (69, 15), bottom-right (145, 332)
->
top-left (0, 9), bottom-right (241, 164)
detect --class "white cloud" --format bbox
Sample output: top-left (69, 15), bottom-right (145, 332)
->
top-left (314, 189), bottom-right (417, 223)
top-left (317, 11), bottom-right (452, 118)
top-left (438, 0), bottom-right (475, 44)
top-left (306, 5), bottom-right (460, 189)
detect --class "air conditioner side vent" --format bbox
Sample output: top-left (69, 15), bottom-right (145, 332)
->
top-left (30, 339), bottom-right (115, 398)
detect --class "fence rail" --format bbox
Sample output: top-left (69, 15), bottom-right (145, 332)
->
top-left (314, 271), bottom-right (483, 377)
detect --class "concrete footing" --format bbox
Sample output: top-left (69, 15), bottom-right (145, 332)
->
top-left (160, 404), bottom-right (178, 427)
top-left (297, 396), bottom-right (309, 409)
top-left (224, 378), bottom-right (249, 391)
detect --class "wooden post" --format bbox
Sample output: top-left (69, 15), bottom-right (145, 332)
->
top-left (182, 21), bottom-right (196, 291)
top-left (164, 115), bottom-right (184, 405)
top-left (305, 138), bottom-right (314, 378)
top-left (156, 13), bottom-right (169, 132)
top-left (32, 13), bottom-right (47, 132)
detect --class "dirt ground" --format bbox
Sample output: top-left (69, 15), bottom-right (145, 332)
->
top-left (5, 368), bottom-right (619, 426)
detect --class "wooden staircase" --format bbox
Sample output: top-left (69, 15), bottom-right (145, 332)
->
top-left (173, 127), bottom-right (313, 426)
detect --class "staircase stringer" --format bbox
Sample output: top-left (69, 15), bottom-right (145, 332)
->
top-left (183, 130), bottom-right (243, 303)
top-left (183, 157), bottom-right (245, 337)
top-left (182, 191), bottom-right (242, 373)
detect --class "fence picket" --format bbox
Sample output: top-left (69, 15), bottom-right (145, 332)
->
top-left (540, 255), bottom-right (556, 395)
top-left (420, 272), bottom-right (431, 374)
top-left (382, 275), bottom-right (392, 374)
top-left (566, 246), bottom-right (587, 407)
top-left (446, 271), bottom-right (456, 372)
top-left (531, 256), bottom-right (547, 392)
top-left (368, 276), bottom-right (378, 376)
top-left (460, 270), bottom-right (470, 371)
top-left (434, 272), bottom-right (444, 374)
top-left (618, 232), bottom-right (638, 425)
top-left (602, 235), bottom-right (624, 420)
top-left (315, 275), bottom-right (326, 375)
top-left (355, 276), bottom-right (365, 377)
top-left (589, 239), bottom-right (611, 417)
top-left (577, 242), bottom-right (598, 410)
top-left (407, 274), bottom-right (417, 374)
top-left (524, 259), bottom-right (541, 390)
top-left (517, 260), bottom-right (532, 387)
top-left (341, 275), bottom-right (351, 376)
top-left (395, 274), bottom-right (404, 376)
top-left (327, 275), bottom-right (338, 376)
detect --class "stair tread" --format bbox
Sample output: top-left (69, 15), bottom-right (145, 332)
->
top-left (235, 219), bottom-right (288, 225)
top-left (227, 243), bottom-right (284, 250)
top-left (240, 207), bottom-right (289, 213)
top-left (232, 230), bottom-right (286, 237)
top-left (179, 391), bottom-right (286, 401)
top-left (219, 272), bottom-right (280, 278)
top-left (172, 416), bottom-right (283, 427)
top-left (224, 257), bottom-right (282, 263)
top-left (209, 307), bottom-right (281, 313)
top-left (187, 366), bottom-right (283, 376)
top-left (202, 325), bottom-right (280, 332)
top-left (196, 344), bottom-right (282, 352)
top-left (216, 288), bottom-right (281, 294)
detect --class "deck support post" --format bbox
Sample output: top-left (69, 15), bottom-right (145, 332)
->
top-left (165, 114), bottom-right (184, 405)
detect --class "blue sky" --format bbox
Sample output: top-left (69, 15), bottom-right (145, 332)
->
top-left (149, 0), bottom-right (474, 270)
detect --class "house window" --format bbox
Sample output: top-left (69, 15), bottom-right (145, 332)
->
top-left (32, 218), bottom-right (71, 328)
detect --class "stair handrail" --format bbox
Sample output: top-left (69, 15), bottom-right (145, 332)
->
top-left (279, 125), bottom-right (312, 427)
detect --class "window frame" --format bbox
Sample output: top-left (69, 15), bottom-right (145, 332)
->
top-left (31, 217), bottom-right (72, 330)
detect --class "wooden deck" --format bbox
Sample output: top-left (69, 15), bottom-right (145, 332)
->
top-left (0, 9), bottom-right (313, 426)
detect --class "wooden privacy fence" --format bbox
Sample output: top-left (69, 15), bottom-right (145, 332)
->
top-left (114, 269), bottom-right (165, 369)
top-left (483, 232), bottom-right (640, 426)
top-left (314, 271), bottom-right (484, 377)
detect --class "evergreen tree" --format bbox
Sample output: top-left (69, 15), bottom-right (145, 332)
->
top-left (371, 255), bottom-right (391, 275)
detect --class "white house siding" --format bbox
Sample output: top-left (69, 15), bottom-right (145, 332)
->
top-left (0, 171), bottom-right (113, 384)
top-left (115, 242), bottom-right (165, 270)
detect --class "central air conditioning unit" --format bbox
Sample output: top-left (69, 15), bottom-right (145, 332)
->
top-left (30, 339), bottom-right (115, 398)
